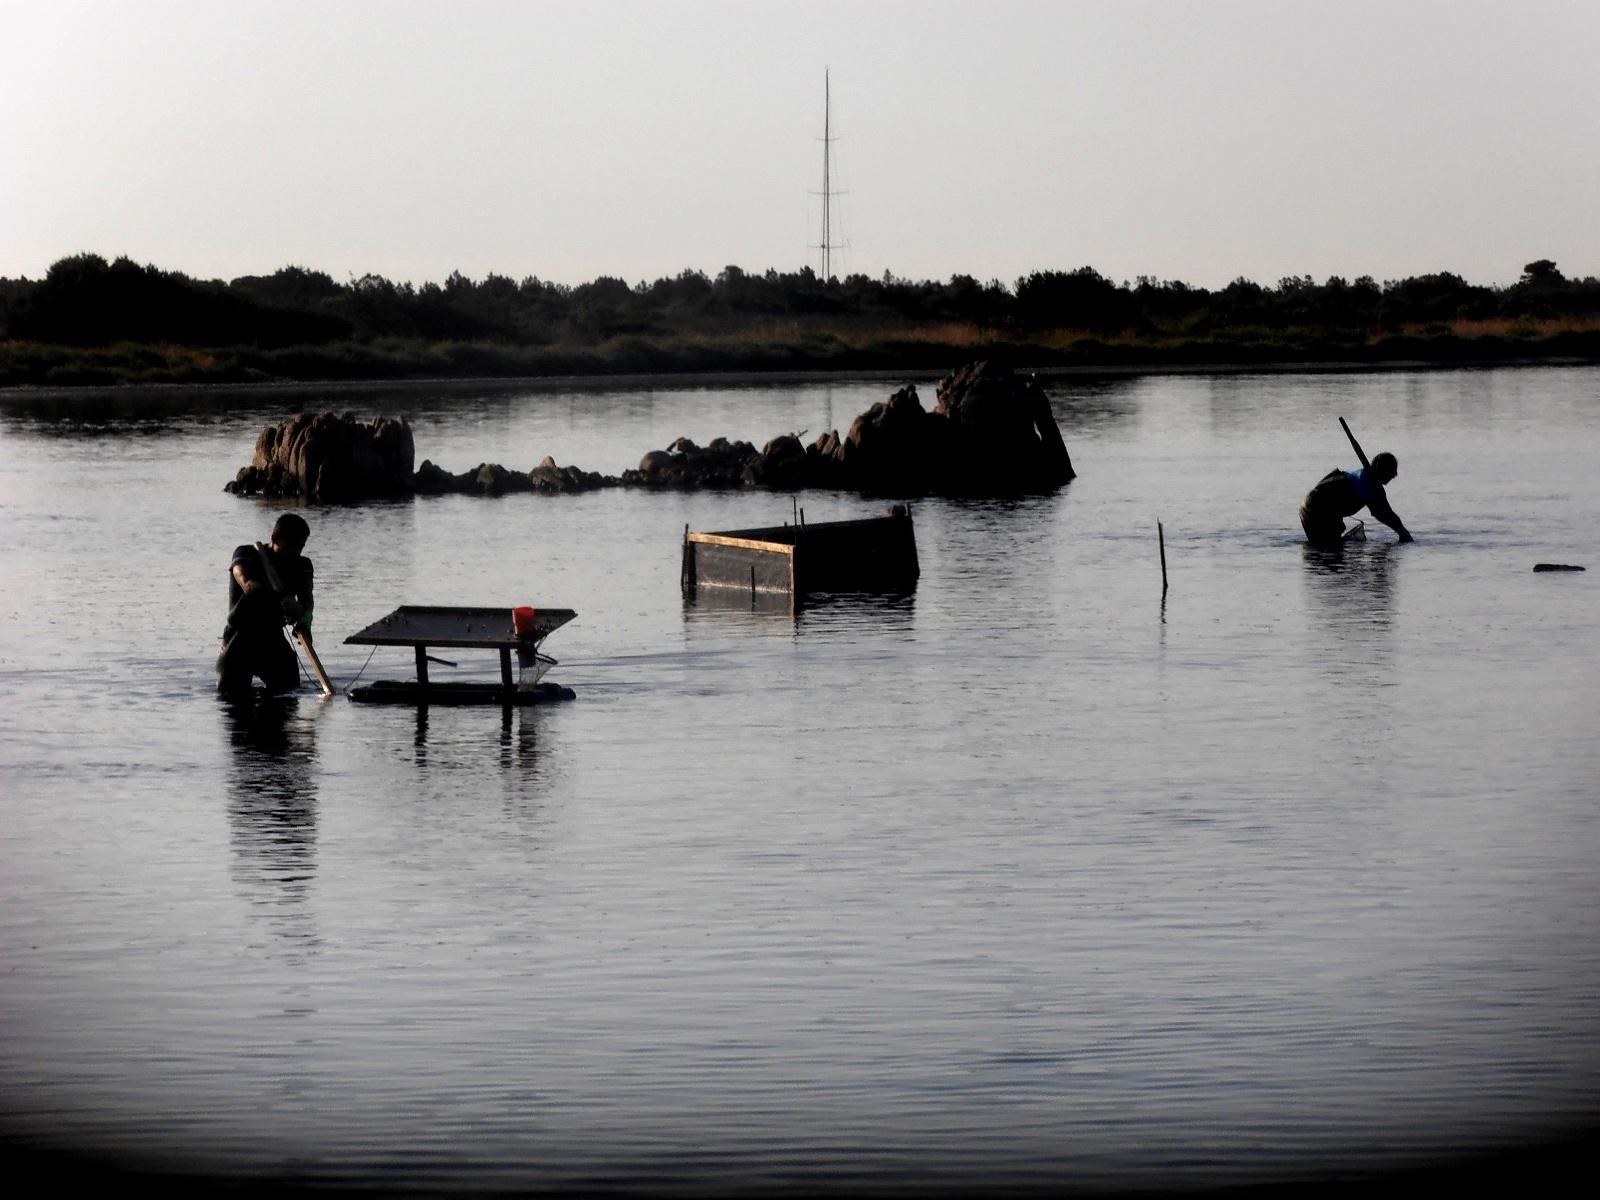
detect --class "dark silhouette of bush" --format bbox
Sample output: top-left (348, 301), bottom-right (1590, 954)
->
top-left (1015, 267), bottom-right (1144, 333)
top-left (6, 254), bottom-right (346, 348)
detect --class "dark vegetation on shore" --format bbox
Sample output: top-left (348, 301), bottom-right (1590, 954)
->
top-left (2, 253), bottom-right (1598, 386)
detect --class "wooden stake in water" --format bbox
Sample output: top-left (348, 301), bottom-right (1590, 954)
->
top-left (1158, 520), bottom-right (1168, 594)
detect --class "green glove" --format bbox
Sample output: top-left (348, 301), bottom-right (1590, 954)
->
top-left (280, 596), bottom-right (308, 625)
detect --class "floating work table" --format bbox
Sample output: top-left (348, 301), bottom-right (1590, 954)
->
top-left (344, 605), bottom-right (576, 706)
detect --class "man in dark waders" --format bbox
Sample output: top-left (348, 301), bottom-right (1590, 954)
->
top-left (217, 513), bottom-right (314, 695)
top-left (1299, 451), bottom-right (1414, 546)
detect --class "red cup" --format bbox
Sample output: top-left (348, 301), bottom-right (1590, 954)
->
top-left (512, 606), bottom-right (537, 637)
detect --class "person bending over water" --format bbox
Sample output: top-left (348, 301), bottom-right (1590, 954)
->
top-left (1299, 451), bottom-right (1414, 546)
top-left (217, 513), bottom-right (314, 694)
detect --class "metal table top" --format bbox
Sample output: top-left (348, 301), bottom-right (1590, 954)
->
top-left (344, 605), bottom-right (576, 649)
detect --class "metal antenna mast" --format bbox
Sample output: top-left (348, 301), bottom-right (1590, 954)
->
top-left (812, 68), bottom-right (847, 281)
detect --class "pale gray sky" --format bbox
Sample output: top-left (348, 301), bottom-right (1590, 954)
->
top-left (3, 0), bottom-right (1596, 289)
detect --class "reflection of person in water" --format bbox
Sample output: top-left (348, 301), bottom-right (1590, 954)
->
top-left (1299, 452), bottom-right (1414, 547)
top-left (222, 695), bottom-right (320, 954)
top-left (217, 514), bottom-right (314, 695)
top-left (1302, 538), bottom-right (1399, 731)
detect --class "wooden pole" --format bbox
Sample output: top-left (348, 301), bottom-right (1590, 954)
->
top-left (1339, 417), bottom-right (1371, 470)
top-left (1158, 520), bottom-right (1168, 593)
top-left (255, 541), bottom-right (334, 695)
top-left (297, 632), bottom-right (334, 695)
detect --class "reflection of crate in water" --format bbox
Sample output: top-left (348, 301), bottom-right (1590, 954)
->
top-left (681, 508), bottom-right (919, 608)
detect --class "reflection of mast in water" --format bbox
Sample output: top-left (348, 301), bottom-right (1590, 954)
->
top-left (223, 695), bottom-right (320, 960)
top-left (811, 68), bottom-right (848, 281)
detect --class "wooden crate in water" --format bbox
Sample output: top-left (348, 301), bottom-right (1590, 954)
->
top-left (681, 509), bottom-right (919, 606)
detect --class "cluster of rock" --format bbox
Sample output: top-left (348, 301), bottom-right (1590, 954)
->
top-left (224, 411), bottom-right (415, 502)
top-left (621, 361), bottom-right (1074, 496)
top-left (223, 361), bottom-right (1074, 502)
top-left (413, 456), bottom-right (615, 496)
top-left (625, 437), bottom-right (762, 488)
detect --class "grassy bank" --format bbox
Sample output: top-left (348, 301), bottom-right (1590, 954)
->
top-left (4, 318), bottom-right (1599, 388)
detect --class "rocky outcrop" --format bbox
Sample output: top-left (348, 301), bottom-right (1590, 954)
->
top-left (932, 359), bottom-right (1074, 491)
top-left (830, 383), bottom-right (963, 495)
top-left (613, 362), bottom-right (1074, 496)
top-left (792, 361), bottom-right (1074, 495)
top-left (224, 411), bottom-right (415, 501)
top-left (224, 365), bottom-right (1075, 502)
top-left (227, 412), bottom-right (617, 500)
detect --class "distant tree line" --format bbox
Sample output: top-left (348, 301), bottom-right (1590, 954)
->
top-left (4, 253), bottom-right (1598, 351)
top-left (2, 253), bottom-right (1598, 385)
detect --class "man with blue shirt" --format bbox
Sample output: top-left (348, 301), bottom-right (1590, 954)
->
top-left (1299, 451), bottom-right (1414, 546)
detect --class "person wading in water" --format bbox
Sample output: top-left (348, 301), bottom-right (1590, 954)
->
top-left (1298, 451), bottom-right (1414, 547)
top-left (217, 513), bottom-right (314, 694)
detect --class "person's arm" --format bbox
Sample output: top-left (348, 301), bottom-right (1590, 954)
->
top-left (231, 560), bottom-right (264, 594)
top-left (1367, 489), bottom-right (1413, 542)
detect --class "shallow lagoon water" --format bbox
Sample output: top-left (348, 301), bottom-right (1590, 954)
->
top-left (2, 367), bottom-right (1598, 1191)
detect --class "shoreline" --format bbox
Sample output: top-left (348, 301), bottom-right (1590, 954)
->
top-left (2, 355), bottom-right (1595, 405)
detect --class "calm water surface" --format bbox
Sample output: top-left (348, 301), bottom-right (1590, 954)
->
top-left (2, 368), bottom-right (1598, 1192)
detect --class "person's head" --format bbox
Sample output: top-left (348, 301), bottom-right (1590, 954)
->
top-left (1369, 452), bottom-right (1398, 484)
top-left (270, 512), bottom-right (310, 556)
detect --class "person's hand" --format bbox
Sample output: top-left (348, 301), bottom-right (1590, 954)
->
top-left (281, 596), bottom-right (306, 624)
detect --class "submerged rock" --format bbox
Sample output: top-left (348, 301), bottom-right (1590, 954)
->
top-left (412, 456), bottom-right (618, 496)
top-left (621, 436), bottom-right (759, 488)
top-left (530, 456), bottom-right (614, 494)
top-left (412, 458), bottom-right (463, 495)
